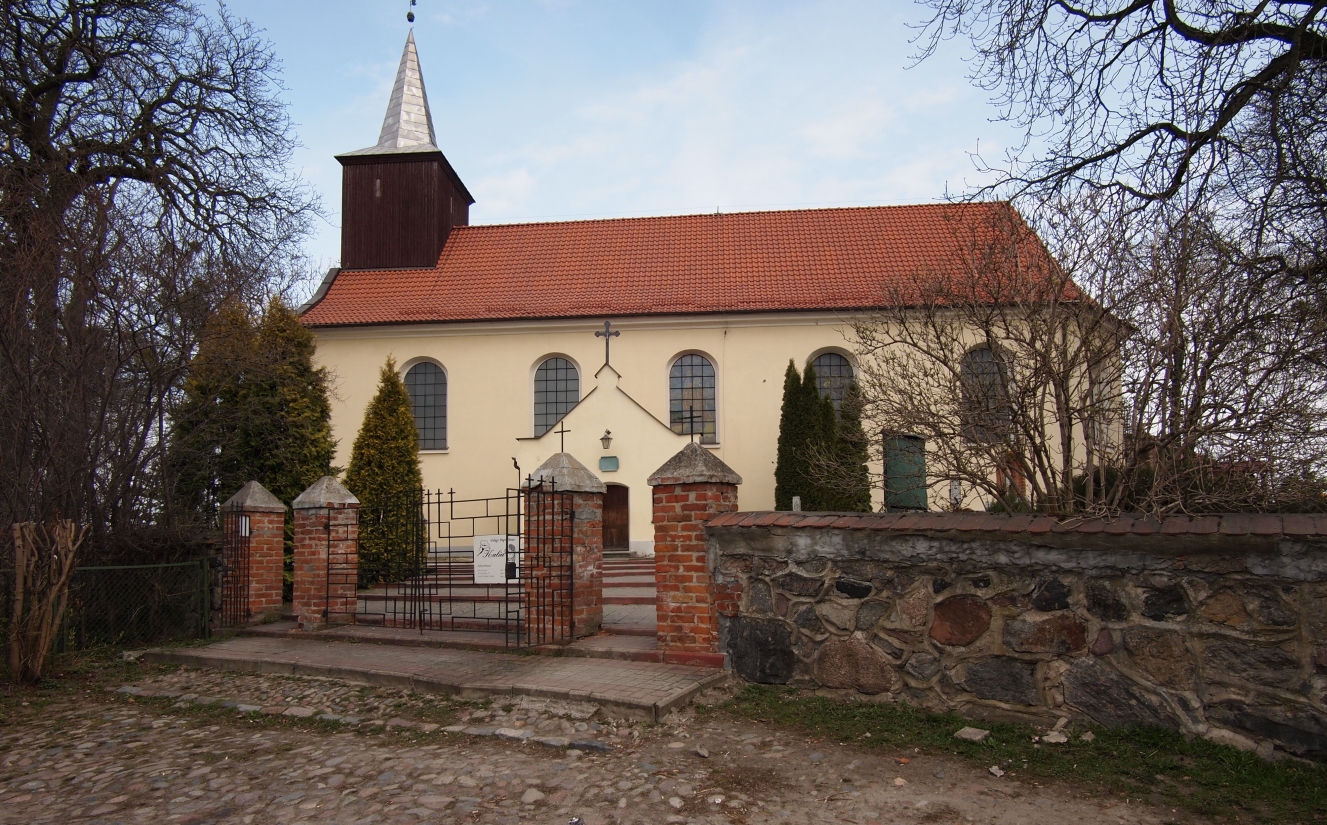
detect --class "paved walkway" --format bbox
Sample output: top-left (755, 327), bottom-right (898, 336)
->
top-left (143, 635), bottom-right (724, 721)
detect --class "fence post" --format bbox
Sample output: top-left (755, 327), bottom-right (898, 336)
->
top-left (525, 453), bottom-right (606, 641)
top-left (220, 480), bottom-right (288, 624)
top-left (292, 476), bottom-right (360, 631)
top-left (200, 558), bottom-right (210, 638)
top-left (648, 442), bottom-right (741, 667)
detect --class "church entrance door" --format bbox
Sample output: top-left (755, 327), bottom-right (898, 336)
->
top-left (603, 485), bottom-right (629, 553)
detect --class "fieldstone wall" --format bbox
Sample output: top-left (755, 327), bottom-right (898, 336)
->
top-left (709, 511), bottom-right (1327, 760)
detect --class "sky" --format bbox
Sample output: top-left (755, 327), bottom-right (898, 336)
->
top-left (222, 0), bottom-right (1025, 282)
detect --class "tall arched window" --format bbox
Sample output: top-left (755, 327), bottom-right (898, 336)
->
top-left (810, 352), bottom-right (855, 413)
top-left (404, 361), bottom-right (447, 450)
top-left (960, 346), bottom-right (1011, 444)
top-left (534, 357), bottom-right (580, 436)
top-left (670, 354), bottom-right (717, 444)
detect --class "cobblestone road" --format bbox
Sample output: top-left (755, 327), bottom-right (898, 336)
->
top-left (0, 667), bottom-right (1196, 825)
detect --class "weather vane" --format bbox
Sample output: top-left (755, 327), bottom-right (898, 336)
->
top-left (407, 0), bottom-right (417, 23)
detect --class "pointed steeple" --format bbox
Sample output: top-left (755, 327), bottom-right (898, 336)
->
top-left (343, 31), bottom-right (439, 156)
top-left (334, 29), bottom-right (474, 271)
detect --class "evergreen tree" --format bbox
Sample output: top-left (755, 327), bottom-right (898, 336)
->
top-left (170, 303), bottom-right (257, 515)
top-left (170, 297), bottom-right (336, 600)
top-left (170, 298), bottom-right (336, 515)
top-left (243, 299), bottom-right (337, 506)
top-left (774, 361), bottom-right (873, 512)
top-left (344, 357), bottom-right (423, 584)
top-left (801, 365), bottom-right (838, 511)
top-left (830, 383), bottom-right (873, 512)
top-left (775, 361), bottom-right (812, 510)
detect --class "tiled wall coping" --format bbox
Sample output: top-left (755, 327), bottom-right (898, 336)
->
top-left (708, 511), bottom-right (1327, 556)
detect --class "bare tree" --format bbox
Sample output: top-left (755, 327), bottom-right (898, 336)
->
top-left (913, 3), bottom-right (1327, 225)
top-left (0, 1), bottom-right (316, 559)
top-left (8, 520), bottom-right (84, 683)
top-left (844, 196), bottom-right (1327, 515)
top-left (1109, 201), bottom-right (1327, 512)
top-left (846, 201), bottom-right (1124, 514)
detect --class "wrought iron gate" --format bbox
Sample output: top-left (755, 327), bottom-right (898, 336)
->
top-left (350, 479), bottom-right (575, 646)
top-left (218, 504), bottom-right (251, 627)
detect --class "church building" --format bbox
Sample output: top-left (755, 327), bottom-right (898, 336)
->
top-left (302, 33), bottom-right (1019, 555)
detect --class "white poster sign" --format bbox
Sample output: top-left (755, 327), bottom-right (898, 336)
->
top-left (473, 534), bottom-right (521, 584)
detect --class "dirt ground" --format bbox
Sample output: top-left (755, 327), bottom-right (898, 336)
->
top-left (0, 667), bottom-right (1206, 825)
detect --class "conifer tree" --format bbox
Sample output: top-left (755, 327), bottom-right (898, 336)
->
top-left (830, 383), bottom-right (873, 512)
top-left (170, 303), bottom-right (258, 515)
top-left (344, 357), bottom-right (423, 584)
top-left (801, 365), bottom-right (839, 511)
top-left (775, 361), bottom-right (812, 510)
top-left (171, 297), bottom-right (336, 600)
top-left (243, 300), bottom-right (337, 506)
top-left (170, 298), bottom-right (335, 516)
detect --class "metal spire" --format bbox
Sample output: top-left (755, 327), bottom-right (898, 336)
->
top-left (352, 30), bottom-right (437, 155)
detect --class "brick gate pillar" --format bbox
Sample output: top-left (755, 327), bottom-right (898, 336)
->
top-left (220, 480), bottom-right (287, 622)
top-left (647, 442), bottom-right (742, 667)
top-left (525, 453), bottom-right (606, 641)
top-left (292, 476), bottom-right (360, 631)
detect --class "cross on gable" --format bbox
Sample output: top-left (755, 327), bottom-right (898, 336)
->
top-left (554, 419), bottom-right (571, 453)
top-left (594, 320), bottom-right (621, 365)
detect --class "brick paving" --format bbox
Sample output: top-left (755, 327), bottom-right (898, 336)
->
top-left (144, 635), bottom-right (723, 720)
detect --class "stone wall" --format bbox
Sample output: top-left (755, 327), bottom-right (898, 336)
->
top-left (709, 511), bottom-right (1327, 759)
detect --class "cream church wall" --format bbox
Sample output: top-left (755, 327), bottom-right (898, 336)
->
top-left (312, 311), bottom-right (891, 554)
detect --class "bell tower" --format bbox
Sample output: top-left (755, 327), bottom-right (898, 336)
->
top-left (337, 31), bottom-right (474, 270)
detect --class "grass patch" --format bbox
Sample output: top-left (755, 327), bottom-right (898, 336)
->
top-left (714, 684), bottom-right (1327, 824)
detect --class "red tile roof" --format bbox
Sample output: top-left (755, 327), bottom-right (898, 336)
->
top-left (302, 202), bottom-right (1062, 327)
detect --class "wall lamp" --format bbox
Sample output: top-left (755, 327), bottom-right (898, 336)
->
top-left (601, 430), bottom-right (613, 449)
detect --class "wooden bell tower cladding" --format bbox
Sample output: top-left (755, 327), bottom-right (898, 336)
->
top-left (337, 31), bottom-right (474, 271)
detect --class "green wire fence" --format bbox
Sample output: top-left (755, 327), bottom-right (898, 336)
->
top-left (0, 559), bottom-right (210, 658)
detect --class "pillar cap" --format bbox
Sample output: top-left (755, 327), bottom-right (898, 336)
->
top-left (293, 476), bottom-right (360, 509)
top-left (647, 441), bottom-right (742, 486)
top-left (525, 452), bottom-right (606, 494)
top-left (221, 480), bottom-right (287, 513)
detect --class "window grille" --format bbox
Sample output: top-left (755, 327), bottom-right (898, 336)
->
top-left (811, 352), bottom-right (855, 413)
top-left (534, 357), bottom-right (580, 436)
top-left (405, 362), bottom-right (447, 450)
top-left (670, 354), bottom-right (717, 444)
top-left (959, 346), bottom-right (1012, 444)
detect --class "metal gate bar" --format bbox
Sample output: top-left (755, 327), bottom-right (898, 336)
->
top-left (349, 479), bottom-right (576, 646)
top-left (218, 504), bottom-right (251, 627)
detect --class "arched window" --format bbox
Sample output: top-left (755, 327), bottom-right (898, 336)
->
top-left (534, 357), bottom-right (580, 437)
top-left (404, 361), bottom-right (447, 450)
top-left (810, 352), bottom-right (855, 413)
top-left (960, 346), bottom-right (1011, 444)
top-left (670, 354), bottom-right (717, 444)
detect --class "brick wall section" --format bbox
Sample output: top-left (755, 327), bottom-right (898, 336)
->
top-left (245, 510), bottom-right (285, 618)
top-left (571, 491), bottom-right (604, 638)
top-left (653, 482), bottom-right (738, 665)
top-left (292, 506), bottom-right (326, 630)
top-left (523, 452), bottom-right (608, 644)
top-left (218, 480), bottom-right (287, 626)
top-left (291, 476), bottom-right (361, 632)
top-left (292, 503), bottom-right (360, 631)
